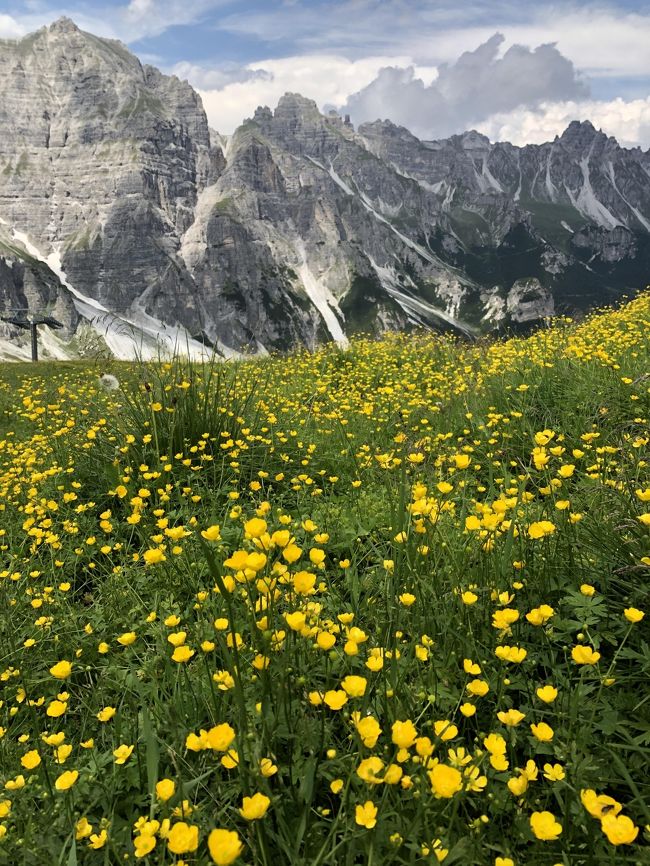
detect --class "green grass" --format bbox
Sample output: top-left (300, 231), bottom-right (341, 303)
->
top-left (0, 295), bottom-right (648, 865)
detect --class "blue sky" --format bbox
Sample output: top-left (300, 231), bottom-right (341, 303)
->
top-left (1, 0), bottom-right (650, 145)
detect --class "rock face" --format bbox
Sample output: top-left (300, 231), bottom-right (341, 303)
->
top-left (0, 19), bottom-right (649, 359)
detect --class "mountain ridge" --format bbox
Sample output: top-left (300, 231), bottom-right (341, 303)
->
top-left (0, 18), bottom-right (649, 360)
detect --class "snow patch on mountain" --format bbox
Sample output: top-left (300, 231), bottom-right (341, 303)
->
top-left (605, 160), bottom-right (650, 231)
top-left (295, 243), bottom-right (348, 347)
top-left (9, 232), bottom-right (214, 361)
top-left (573, 156), bottom-right (620, 229)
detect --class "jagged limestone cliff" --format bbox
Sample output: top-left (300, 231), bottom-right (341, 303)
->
top-left (1, 19), bottom-right (649, 359)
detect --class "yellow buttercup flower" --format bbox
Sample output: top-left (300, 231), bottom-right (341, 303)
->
top-left (88, 829), bottom-right (108, 849)
top-left (542, 763), bottom-right (565, 782)
top-left (429, 763), bottom-right (463, 798)
top-left (20, 750), bottom-right (41, 770)
top-left (356, 757), bottom-right (384, 785)
top-left (221, 750), bottom-right (239, 769)
top-left (495, 645), bottom-right (527, 663)
top-left (355, 715), bottom-right (382, 748)
top-left (239, 793), bottom-right (270, 821)
top-left (463, 659), bottom-right (481, 675)
top-left (134, 834), bottom-right (156, 857)
top-left (244, 517), bottom-right (267, 538)
top-left (600, 813), bottom-right (639, 845)
top-left (293, 571), bottom-right (316, 595)
top-left (483, 733), bottom-right (506, 755)
top-left (530, 722), bottom-right (554, 742)
top-left (571, 645), bottom-right (601, 665)
top-left (391, 719), bottom-right (417, 749)
top-left (143, 548), bottom-right (166, 565)
top-left (49, 660), bottom-right (72, 679)
top-left (156, 779), bottom-right (175, 801)
top-left (316, 631), bottom-right (336, 650)
top-left (466, 679), bottom-right (490, 697)
top-left (341, 675), bottom-right (367, 697)
top-left (527, 521), bottom-right (556, 539)
top-left (323, 690), bottom-right (347, 710)
top-left (259, 758), bottom-right (278, 777)
top-left (433, 720), bottom-right (458, 741)
top-left (536, 685), bottom-right (558, 703)
top-left (580, 789), bottom-right (622, 819)
top-left (97, 706), bottom-right (116, 722)
top-left (284, 611), bottom-right (306, 631)
top-left (166, 822), bottom-right (199, 854)
top-left (492, 609), bottom-right (519, 630)
top-left (497, 709), bottom-right (525, 727)
top-left (355, 800), bottom-right (378, 828)
top-left (54, 770), bottom-right (79, 791)
top-left (113, 744), bottom-right (134, 765)
top-left (507, 774), bottom-right (528, 797)
top-left (75, 817), bottom-right (92, 840)
top-left (207, 828), bottom-right (244, 865)
top-left (204, 723), bottom-right (236, 752)
top-left (526, 604), bottom-right (555, 626)
top-left (172, 645), bottom-right (195, 663)
top-left (530, 811), bottom-right (562, 840)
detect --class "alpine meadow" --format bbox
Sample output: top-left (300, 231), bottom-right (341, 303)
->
top-left (0, 292), bottom-right (648, 865)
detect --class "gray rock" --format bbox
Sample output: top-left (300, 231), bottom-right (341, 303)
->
top-left (506, 279), bottom-right (555, 323)
top-left (0, 19), bottom-right (649, 359)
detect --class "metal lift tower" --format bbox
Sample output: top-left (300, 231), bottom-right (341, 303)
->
top-left (1, 310), bottom-right (64, 361)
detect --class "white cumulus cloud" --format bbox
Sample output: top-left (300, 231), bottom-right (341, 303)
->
top-left (171, 60), bottom-right (272, 91)
top-left (0, 0), bottom-right (230, 43)
top-left (476, 98), bottom-right (650, 149)
top-left (196, 53), bottom-right (413, 133)
top-left (340, 34), bottom-right (589, 139)
top-left (0, 14), bottom-right (27, 39)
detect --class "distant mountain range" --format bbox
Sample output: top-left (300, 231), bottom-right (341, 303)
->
top-left (1, 17), bottom-right (649, 359)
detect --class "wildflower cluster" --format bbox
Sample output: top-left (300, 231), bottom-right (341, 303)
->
top-left (0, 293), bottom-right (648, 864)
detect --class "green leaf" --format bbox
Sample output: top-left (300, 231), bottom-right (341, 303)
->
top-left (299, 755), bottom-right (317, 805)
top-left (596, 708), bottom-right (620, 736)
top-left (183, 768), bottom-right (216, 793)
top-left (141, 705), bottom-right (159, 799)
top-left (66, 837), bottom-right (77, 866)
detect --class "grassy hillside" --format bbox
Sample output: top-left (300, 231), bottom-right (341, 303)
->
top-left (0, 293), bottom-right (648, 865)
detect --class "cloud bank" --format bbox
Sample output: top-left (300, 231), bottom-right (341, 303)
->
top-left (476, 97), bottom-right (650, 149)
top-left (1, 3), bottom-right (649, 148)
top-left (340, 34), bottom-right (589, 139)
top-left (197, 54), bottom-right (414, 134)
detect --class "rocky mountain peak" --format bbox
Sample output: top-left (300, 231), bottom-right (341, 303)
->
top-left (459, 130), bottom-right (491, 150)
top-left (48, 16), bottom-right (80, 35)
top-left (563, 119), bottom-right (596, 135)
top-left (1, 17), bottom-right (650, 362)
top-left (359, 119), bottom-right (400, 134)
top-left (557, 119), bottom-right (608, 150)
top-left (253, 105), bottom-right (274, 124)
top-left (359, 118), bottom-right (418, 144)
top-left (274, 92), bottom-right (322, 123)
